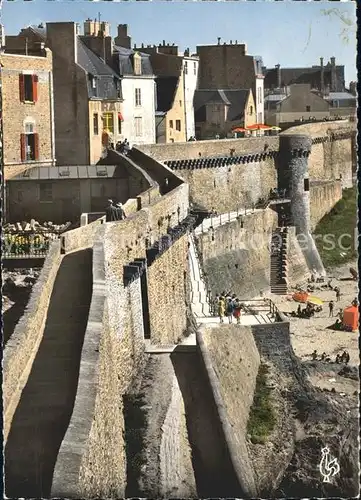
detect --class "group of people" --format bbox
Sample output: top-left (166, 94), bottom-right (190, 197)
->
top-left (212, 292), bottom-right (244, 324)
top-left (311, 349), bottom-right (350, 364)
top-left (269, 187), bottom-right (287, 200)
top-left (292, 302), bottom-right (322, 319)
top-left (105, 199), bottom-right (127, 222)
top-left (110, 139), bottom-right (130, 155)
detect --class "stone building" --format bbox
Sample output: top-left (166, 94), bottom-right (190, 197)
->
top-left (196, 40), bottom-right (264, 124)
top-left (155, 76), bottom-right (186, 143)
top-left (5, 22), bottom-right (124, 166)
top-left (134, 40), bottom-right (199, 141)
top-left (6, 162), bottom-right (150, 223)
top-left (323, 91), bottom-right (357, 119)
top-left (263, 57), bottom-right (346, 93)
top-left (1, 41), bottom-right (56, 180)
top-left (265, 84), bottom-right (330, 127)
top-left (194, 88), bottom-right (256, 139)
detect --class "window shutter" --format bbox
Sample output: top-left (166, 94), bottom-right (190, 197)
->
top-left (19, 74), bottom-right (25, 102)
top-left (34, 133), bottom-right (40, 160)
top-left (32, 75), bottom-right (39, 102)
top-left (20, 134), bottom-right (26, 162)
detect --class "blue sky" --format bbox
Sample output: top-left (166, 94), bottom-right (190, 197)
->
top-left (1, 1), bottom-right (357, 84)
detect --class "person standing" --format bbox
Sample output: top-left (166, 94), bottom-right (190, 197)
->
top-left (328, 300), bottom-right (334, 317)
top-left (105, 199), bottom-right (117, 222)
top-left (233, 299), bottom-right (242, 325)
top-left (226, 297), bottom-right (234, 324)
top-left (218, 297), bottom-right (225, 323)
top-left (335, 287), bottom-right (341, 302)
top-left (116, 202), bottom-right (126, 220)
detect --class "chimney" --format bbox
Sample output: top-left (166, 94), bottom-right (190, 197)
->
top-left (217, 37), bottom-right (221, 45)
top-left (47, 22), bottom-right (78, 64)
top-left (163, 40), bottom-right (165, 46)
top-left (275, 64), bottom-right (281, 89)
top-left (349, 81), bottom-right (357, 96)
top-left (330, 56), bottom-right (336, 91)
top-left (115, 24), bottom-right (131, 49)
top-left (320, 57), bottom-right (324, 94)
top-left (235, 40), bottom-right (238, 44)
top-left (141, 43), bottom-right (144, 48)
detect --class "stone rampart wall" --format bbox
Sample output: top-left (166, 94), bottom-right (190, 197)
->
top-left (147, 235), bottom-right (188, 344)
top-left (309, 180), bottom-right (342, 230)
top-left (137, 137), bottom-right (280, 161)
top-left (197, 326), bottom-right (259, 497)
top-left (3, 240), bottom-right (62, 442)
top-left (63, 217), bottom-right (106, 253)
top-left (196, 208), bottom-right (278, 298)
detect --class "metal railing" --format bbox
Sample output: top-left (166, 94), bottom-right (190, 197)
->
top-left (2, 231), bottom-right (61, 258)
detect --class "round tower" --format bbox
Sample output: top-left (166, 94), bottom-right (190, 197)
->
top-left (278, 134), bottom-right (312, 234)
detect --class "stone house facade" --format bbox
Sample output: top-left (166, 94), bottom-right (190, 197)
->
top-left (196, 41), bottom-right (264, 124)
top-left (155, 75), bottom-right (186, 143)
top-left (6, 22), bottom-right (125, 166)
top-left (264, 84), bottom-right (330, 126)
top-left (194, 88), bottom-right (256, 139)
top-left (1, 48), bottom-right (55, 179)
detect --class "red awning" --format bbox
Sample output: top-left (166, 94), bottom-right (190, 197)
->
top-left (118, 112), bottom-right (124, 121)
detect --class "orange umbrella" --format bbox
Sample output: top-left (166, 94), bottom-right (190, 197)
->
top-left (246, 124), bottom-right (272, 131)
top-left (232, 126), bottom-right (247, 132)
top-left (293, 291), bottom-right (309, 303)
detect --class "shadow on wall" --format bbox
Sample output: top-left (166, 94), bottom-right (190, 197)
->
top-left (5, 249), bottom-right (93, 499)
top-left (171, 350), bottom-right (243, 497)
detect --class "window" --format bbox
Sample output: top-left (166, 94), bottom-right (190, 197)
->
top-left (169, 120), bottom-right (174, 129)
top-left (179, 100), bottom-right (182, 107)
top-left (135, 88), bottom-right (142, 106)
top-left (118, 114), bottom-right (122, 134)
top-left (258, 87), bottom-right (262, 104)
top-left (249, 106), bottom-right (253, 114)
top-left (193, 62), bottom-right (197, 75)
top-left (133, 53), bottom-right (142, 76)
top-left (103, 112), bottom-right (114, 133)
top-left (304, 178), bottom-right (310, 192)
top-left (135, 117), bottom-right (142, 137)
top-left (20, 129), bottom-right (39, 162)
top-left (19, 74), bottom-right (38, 103)
top-left (306, 105), bottom-right (311, 112)
top-left (176, 120), bottom-right (181, 131)
top-left (93, 113), bottom-right (99, 135)
top-left (184, 61), bottom-right (188, 75)
top-left (39, 182), bottom-right (53, 203)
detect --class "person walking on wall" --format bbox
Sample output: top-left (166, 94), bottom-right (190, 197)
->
top-left (105, 199), bottom-right (118, 222)
top-left (116, 202), bottom-right (126, 220)
top-left (328, 300), bottom-right (334, 317)
top-left (233, 299), bottom-right (242, 325)
top-left (213, 294), bottom-right (220, 317)
top-left (226, 297), bottom-right (234, 324)
top-left (218, 297), bottom-right (225, 323)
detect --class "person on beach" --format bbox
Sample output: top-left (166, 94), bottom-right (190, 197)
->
top-left (335, 287), bottom-right (341, 302)
top-left (329, 300), bottom-right (334, 317)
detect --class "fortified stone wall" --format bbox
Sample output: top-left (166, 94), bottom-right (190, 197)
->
top-left (176, 157), bottom-right (277, 212)
top-left (137, 137), bottom-right (280, 161)
top-left (147, 235), bottom-right (188, 345)
top-left (196, 208), bottom-right (278, 298)
top-left (309, 180), bottom-right (342, 230)
top-left (286, 226), bottom-right (311, 285)
top-left (197, 325), bottom-right (259, 497)
top-left (3, 240), bottom-right (62, 442)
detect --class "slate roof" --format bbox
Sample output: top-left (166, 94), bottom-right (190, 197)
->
top-left (324, 92), bottom-right (356, 101)
top-left (194, 89), bottom-right (250, 122)
top-left (156, 76), bottom-right (179, 112)
top-left (77, 39), bottom-right (122, 100)
top-left (113, 45), bottom-right (154, 76)
top-left (264, 65), bottom-right (345, 92)
top-left (29, 25), bottom-right (47, 40)
top-left (10, 165), bottom-right (124, 180)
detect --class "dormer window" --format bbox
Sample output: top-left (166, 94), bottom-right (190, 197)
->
top-left (133, 52), bottom-right (142, 76)
top-left (91, 76), bottom-right (97, 89)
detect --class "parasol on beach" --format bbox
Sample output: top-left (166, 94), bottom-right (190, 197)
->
top-left (307, 296), bottom-right (323, 306)
top-left (292, 291), bottom-right (309, 303)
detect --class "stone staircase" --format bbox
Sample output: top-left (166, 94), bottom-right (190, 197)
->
top-left (270, 227), bottom-right (288, 295)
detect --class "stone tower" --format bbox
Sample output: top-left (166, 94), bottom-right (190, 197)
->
top-left (278, 134), bottom-right (326, 275)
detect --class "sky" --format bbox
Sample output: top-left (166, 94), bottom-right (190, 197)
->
top-left (1, 1), bottom-right (357, 84)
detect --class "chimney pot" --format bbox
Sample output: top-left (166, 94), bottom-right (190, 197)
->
top-left (217, 37), bottom-right (221, 45)
top-left (235, 40), bottom-right (238, 44)
top-left (163, 40), bottom-right (165, 46)
top-left (230, 40), bottom-right (232, 44)
top-left (141, 43), bottom-right (144, 48)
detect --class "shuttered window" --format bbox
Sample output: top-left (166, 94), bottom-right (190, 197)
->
top-left (20, 132), bottom-right (39, 161)
top-left (19, 74), bottom-right (39, 103)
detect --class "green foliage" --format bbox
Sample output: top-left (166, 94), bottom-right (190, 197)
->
top-left (247, 364), bottom-right (276, 444)
top-left (314, 186), bottom-right (357, 268)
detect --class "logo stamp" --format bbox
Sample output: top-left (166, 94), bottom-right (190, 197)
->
top-left (319, 446), bottom-right (340, 483)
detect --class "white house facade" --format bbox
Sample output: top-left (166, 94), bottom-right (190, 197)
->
top-left (121, 76), bottom-right (156, 145)
top-left (183, 55), bottom-right (199, 140)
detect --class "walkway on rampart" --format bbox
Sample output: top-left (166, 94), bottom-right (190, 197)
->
top-left (5, 249), bottom-right (93, 498)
